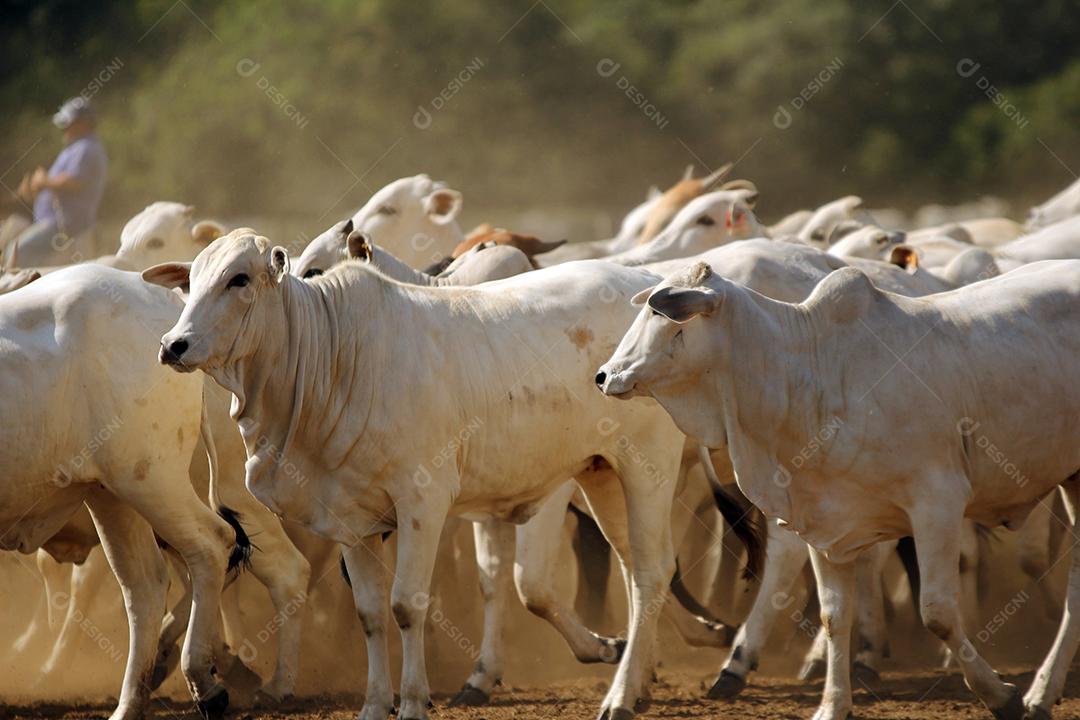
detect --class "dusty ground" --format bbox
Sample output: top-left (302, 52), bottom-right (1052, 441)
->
top-left (7, 668), bottom-right (1080, 720)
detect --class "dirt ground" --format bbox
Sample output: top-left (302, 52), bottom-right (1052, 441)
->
top-left (6, 668), bottom-right (1080, 720)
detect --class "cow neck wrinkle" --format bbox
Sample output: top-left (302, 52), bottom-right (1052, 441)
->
top-left (228, 271), bottom-right (379, 477)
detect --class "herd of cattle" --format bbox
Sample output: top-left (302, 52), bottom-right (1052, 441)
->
top-left (3, 165), bottom-right (1080, 720)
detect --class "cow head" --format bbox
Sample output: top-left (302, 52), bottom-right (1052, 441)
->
top-left (293, 175), bottom-right (463, 277)
top-left (826, 224), bottom-right (905, 259)
top-left (596, 261), bottom-right (728, 445)
top-left (628, 188), bottom-right (762, 263)
top-left (799, 195), bottom-right (864, 246)
top-left (145, 229), bottom-right (289, 374)
top-left (637, 163), bottom-right (735, 244)
top-left (116, 201), bottom-right (225, 270)
top-left (1026, 177), bottom-right (1080, 231)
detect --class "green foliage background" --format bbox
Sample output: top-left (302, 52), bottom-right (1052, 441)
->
top-left (1, 0), bottom-right (1077, 227)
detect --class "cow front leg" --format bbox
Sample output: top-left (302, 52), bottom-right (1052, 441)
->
top-left (911, 498), bottom-right (1020, 719)
top-left (712, 518), bottom-right (810, 698)
top-left (807, 547), bottom-right (856, 720)
top-left (450, 518), bottom-right (514, 706)
top-left (391, 494), bottom-right (451, 720)
top-left (1025, 480), bottom-right (1080, 720)
top-left (343, 536), bottom-right (394, 720)
top-left (85, 490), bottom-right (169, 720)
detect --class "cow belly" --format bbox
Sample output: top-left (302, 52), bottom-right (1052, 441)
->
top-left (0, 483), bottom-right (89, 553)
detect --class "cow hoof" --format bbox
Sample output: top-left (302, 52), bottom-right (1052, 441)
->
top-left (254, 688), bottom-right (293, 706)
top-left (1025, 705), bottom-right (1052, 720)
top-left (598, 707), bottom-right (635, 720)
top-left (595, 635), bottom-right (626, 664)
top-left (707, 669), bottom-right (747, 699)
top-left (357, 699), bottom-right (395, 720)
top-left (800, 658), bottom-right (826, 682)
top-left (990, 685), bottom-right (1024, 720)
top-left (852, 661), bottom-right (882, 691)
top-left (448, 683), bottom-right (490, 707)
top-left (196, 688), bottom-right (229, 720)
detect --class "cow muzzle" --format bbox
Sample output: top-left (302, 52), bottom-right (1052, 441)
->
top-left (595, 366), bottom-right (638, 398)
top-left (159, 335), bottom-right (195, 372)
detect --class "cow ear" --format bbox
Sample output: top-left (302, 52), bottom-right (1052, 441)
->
top-left (888, 244), bottom-right (919, 272)
top-left (726, 201), bottom-right (752, 230)
top-left (631, 286), bottom-right (656, 306)
top-left (647, 285), bottom-right (721, 323)
top-left (347, 230), bottom-right (373, 262)
top-left (191, 220), bottom-right (224, 245)
top-left (424, 188), bottom-right (462, 225)
top-left (143, 262), bottom-right (191, 290)
top-left (269, 246), bottom-right (290, 282)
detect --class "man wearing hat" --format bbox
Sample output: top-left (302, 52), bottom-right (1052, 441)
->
top-left (2, 97), bottom-right (108, 267)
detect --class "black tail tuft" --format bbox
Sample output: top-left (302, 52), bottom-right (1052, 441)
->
top-left (712, 486), bottom-right (766, 580)
top-left (217, 505), bottom-right (254, 573)
top-left (339, 553), bottom-right (352, 587)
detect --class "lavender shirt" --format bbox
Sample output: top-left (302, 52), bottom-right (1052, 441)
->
top-left (33, 134), bottom-right (108, 236)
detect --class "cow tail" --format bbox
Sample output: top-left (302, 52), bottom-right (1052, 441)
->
top-left (201, 390), bottom-right (252, 573)
top-left (698, 444), bottom-right (767, 580)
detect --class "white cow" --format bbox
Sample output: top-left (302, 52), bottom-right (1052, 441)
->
top-left (598, 259), bottom-right (1080, 719)
top-left (602, 189), bottom-right (763, 266)
top-left (112, 201), bottom-right (224, 270)
top-left (797, 195), bottom-right (865, 246)
top-left (147, 229), bottom-right (688, 720)
top-left (537, 164), bottom-right (736, 266)
top-left (0, 264), bottom-right (249, 720)
top-left (294, 219), bottom-right (532, 285)
top-left (642, 240), bottom-right (989, 698)
top-left (293, 175), bottom-right (464, 275)
top-left (1027, 176), bottom-right (1080, 230)
top-left (994, 215), bottom-right (1080, 273)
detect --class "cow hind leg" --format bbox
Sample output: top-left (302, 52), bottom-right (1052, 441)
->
top-left (1025, 480), bottom-right (1080, 720)
top-left (450, 518), bottom-right (514, 706)
top-left (851, 540), bottom-right (893, 691)
top-left (41, 546), bottom-right (111, 678)
top-left (911, 492), bottom-right (1021, 719)
top-left (513, 481), bottom-right (624, 664)
top-left (712, 519), bottom-right (809, 698)
top-left (151, 549), bottom-right (192, 690)
top-left (246, 523), bottom-right (311, 702)
top-left (85, 490), bottom-right (169, 720)
top-left (571, 506), bottom-right (612, 629)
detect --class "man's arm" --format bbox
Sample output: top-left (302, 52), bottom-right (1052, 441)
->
top-left (36, 172), bottom-right (83, 193)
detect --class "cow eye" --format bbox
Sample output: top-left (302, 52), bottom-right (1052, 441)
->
top-left (303, 268), bottom-right (323, 279)
top-left (146, 237), bottom-right (165, 249)
top-left (811, 229), bottom-right (825, 240)
top-left (696, 215), bottom-right (715, 226)
top-left (226, 273), bottom-right (250, 289)
top-left (377, 205), bottom-right (396, 216)
top-left (875, 234), bottom-right (889, 245)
